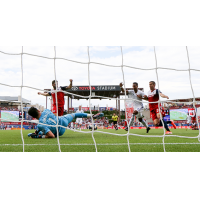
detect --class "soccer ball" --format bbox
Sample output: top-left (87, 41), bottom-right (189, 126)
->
top-left (89, 124), bottom-right (97, 130)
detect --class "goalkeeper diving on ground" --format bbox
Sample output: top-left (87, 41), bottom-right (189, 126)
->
top-left (27, 107), bottom-right (104, 138)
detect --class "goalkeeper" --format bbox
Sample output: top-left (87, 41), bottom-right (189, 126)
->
top-left (27, 107), bottom-right (103, 138)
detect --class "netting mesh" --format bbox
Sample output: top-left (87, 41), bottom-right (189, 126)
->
top-left (0, 46), bottom-right (200, 152)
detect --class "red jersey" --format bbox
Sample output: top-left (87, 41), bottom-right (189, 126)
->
top-left (148, 89), bottom-right (162, 111)
top-left (49, 87), bottom-right (65, 107)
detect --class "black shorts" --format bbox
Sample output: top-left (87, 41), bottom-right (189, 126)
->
top-left (113, 121), bottom-right (118, 125)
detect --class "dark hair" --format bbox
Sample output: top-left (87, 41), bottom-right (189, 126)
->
top-left (133, 82), bottom-right (138, 86)
top-left (28, 107), bottom-right (39, 118)
top-left (52, 80), bottom-right (58, 85)
top-left (149, 81), bottom-right (156, 85)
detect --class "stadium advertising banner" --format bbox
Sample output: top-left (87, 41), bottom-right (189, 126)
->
top-left (70, 85), bottom-right (121, 92)
top-left (170, 109), bottom-right (188, 120)
top-left (125, 100), bottom-right (134, 120)
top-left (0, 111), bottom-right (19, 122)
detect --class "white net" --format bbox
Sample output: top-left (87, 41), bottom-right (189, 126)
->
top-left (0, 46), bottom-right (200, 152)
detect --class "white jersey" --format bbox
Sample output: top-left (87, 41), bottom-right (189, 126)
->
top-left (128, 89), bottom-right (145, 110)
top-left (76, 109), bottom-right (84, 122)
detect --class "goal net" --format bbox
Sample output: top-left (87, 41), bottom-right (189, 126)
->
top-left (0, 46), bottom-right (199, 152)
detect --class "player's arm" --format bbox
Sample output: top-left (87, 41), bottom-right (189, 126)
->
top-left (119, 82), bottom-right (129, 94)
top-left (38, 92), bottom-right (50, 96)
top-left (137, 93), bottom-right (148, 101)
top-left (60, 79), bottom-right (73, 90)
top-left (159, 92), bottom-right (169, 99)
top-left (45, 130), bottom-right (55, 138)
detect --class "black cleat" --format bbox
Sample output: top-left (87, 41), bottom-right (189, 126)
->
top-left (146, 127), bottom-right (151, 133)
top-left (115, 126), bottom-right (118, 130)
top-left (124, 127), bottom-right (128, 131)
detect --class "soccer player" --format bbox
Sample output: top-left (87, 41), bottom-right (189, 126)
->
top-left (186, 113), bottom-right (192, 130)
top-left (120, 82), bottom-right (151, 133)
top-left (142, 81), bottom-right (176, 134)
top-left (38, 79), bottom-right (73, 116)
top-left (75, 106), bottom-right (84, 130)
top-left (27, 107), bottom-right (104, 138)
top-left (112, 113), bottom-right (119, 130)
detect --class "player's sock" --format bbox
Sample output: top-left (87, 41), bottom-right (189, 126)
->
top-left (159, 120), bottom-right (170, 132)
top-left (140, 119), bottom-right (148, 128)
top-left (166, 121), bottom-right (172, 124)
top-left (128, 114), bottom-right (135, 127)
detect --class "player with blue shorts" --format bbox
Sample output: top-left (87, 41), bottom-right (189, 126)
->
top-left (27, 107), bottom-right (103, 138)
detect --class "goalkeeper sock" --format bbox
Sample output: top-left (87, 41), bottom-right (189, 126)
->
top-left (166, 121), bottom-right (172, 124)
top-left (159, 120), bottom-right (170, 131)
top-left (140, 119), bottom-right (148, 128)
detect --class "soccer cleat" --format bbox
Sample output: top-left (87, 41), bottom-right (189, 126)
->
top-left (165, 131), bottom-right (172, 134)
top-left (146, 127), bottom-right (151, 133)
top-left (115, 126), bottom-right (118, 130)
top-left (93, 113), bottom-right (104, 119)
top-left (171, 120), bottom-right (177, 129)
top-left (124, 127), bottom-right (128, 131)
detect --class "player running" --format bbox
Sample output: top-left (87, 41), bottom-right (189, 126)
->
top-left (120, 82), bottom-right (150, 133)
top-left (142, 81), bottom-right (176, 134)
top-left (75, 106), bottom-right (84, 130)
top-left (112, 113), bottom-right (119, 130)
top-left (27, 107), bottom-right (104, 138)
top-left (38, 79), bottom-right (73, 116)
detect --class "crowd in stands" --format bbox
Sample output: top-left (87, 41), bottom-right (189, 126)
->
top-left (0, 106), bottom-right (19, 111)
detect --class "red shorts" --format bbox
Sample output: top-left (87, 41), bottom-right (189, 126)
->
top-left (52, 106), bottom-right (64, 116)
top-left (150, 107), bottom-right (165, 121)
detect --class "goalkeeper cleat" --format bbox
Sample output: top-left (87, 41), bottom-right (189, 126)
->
top-left (171, 120), bottom-right (177, 129)
top-left (115, 126), bottom-right (118, 130)
top-left (165, 131), bottom-right (172, 134)
top-left (124, 127), bottom-right (128, 131)
top-left (93, 113), bottom-right (104, 119)
top-left (146, 127), bottom-right (151, 133)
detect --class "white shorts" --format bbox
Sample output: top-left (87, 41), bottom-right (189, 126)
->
top-left (187, 120), bottom-right (191, 124)
top-left (135, 107), bottom-right (144, 119)
top-left (76, 118), bottom-right (82, 124)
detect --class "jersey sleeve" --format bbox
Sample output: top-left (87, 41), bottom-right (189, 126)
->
top-left (139, 90), bottom-right (146, 97)
top-left (37, 124), bottom-right (50, 135)
top-left (156, 89), bottom-right (162, 95)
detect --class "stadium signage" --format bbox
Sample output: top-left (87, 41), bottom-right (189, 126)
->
top-left (71, 85), bottom-right (121, 92)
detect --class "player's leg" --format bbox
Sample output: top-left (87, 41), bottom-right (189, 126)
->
top-left (166, 120), bottom-right (176, 129)
top-left (125, 111), bottom-right (137, 131)
top-left (136, 109), bottom-right (150, 133)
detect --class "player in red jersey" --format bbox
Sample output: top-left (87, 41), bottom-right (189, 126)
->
top-left (140, 81), bottom-right (176, 134)
top-left (38, 79), bottom-right (73, 116)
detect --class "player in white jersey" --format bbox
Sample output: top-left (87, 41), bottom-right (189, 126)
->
top-left (120, 82), bottom-right (150, 133)
top-left (76, 106), bottom-right (84, 130)
top-left (186, 113), bottom-right (192, 130)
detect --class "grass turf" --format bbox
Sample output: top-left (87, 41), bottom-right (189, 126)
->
top-left (0, 128), bottom-right (199, 152)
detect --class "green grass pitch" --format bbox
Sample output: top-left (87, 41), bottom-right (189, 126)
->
top-left (0, 128), bottom-right (199, 152)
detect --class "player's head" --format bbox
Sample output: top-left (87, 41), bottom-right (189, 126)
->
top-left (52, 80), bottom-right (58, 89)
top-left (79, 105), bottom-right (81, 110)
top-left (149, 81), bottom-right (156, 90)
top-left (28, 107), bottom-right (40, 119)
top-left (132, 82), bottom-right (138, 90)
top-left (113, 113), bottom-right (116, 116)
